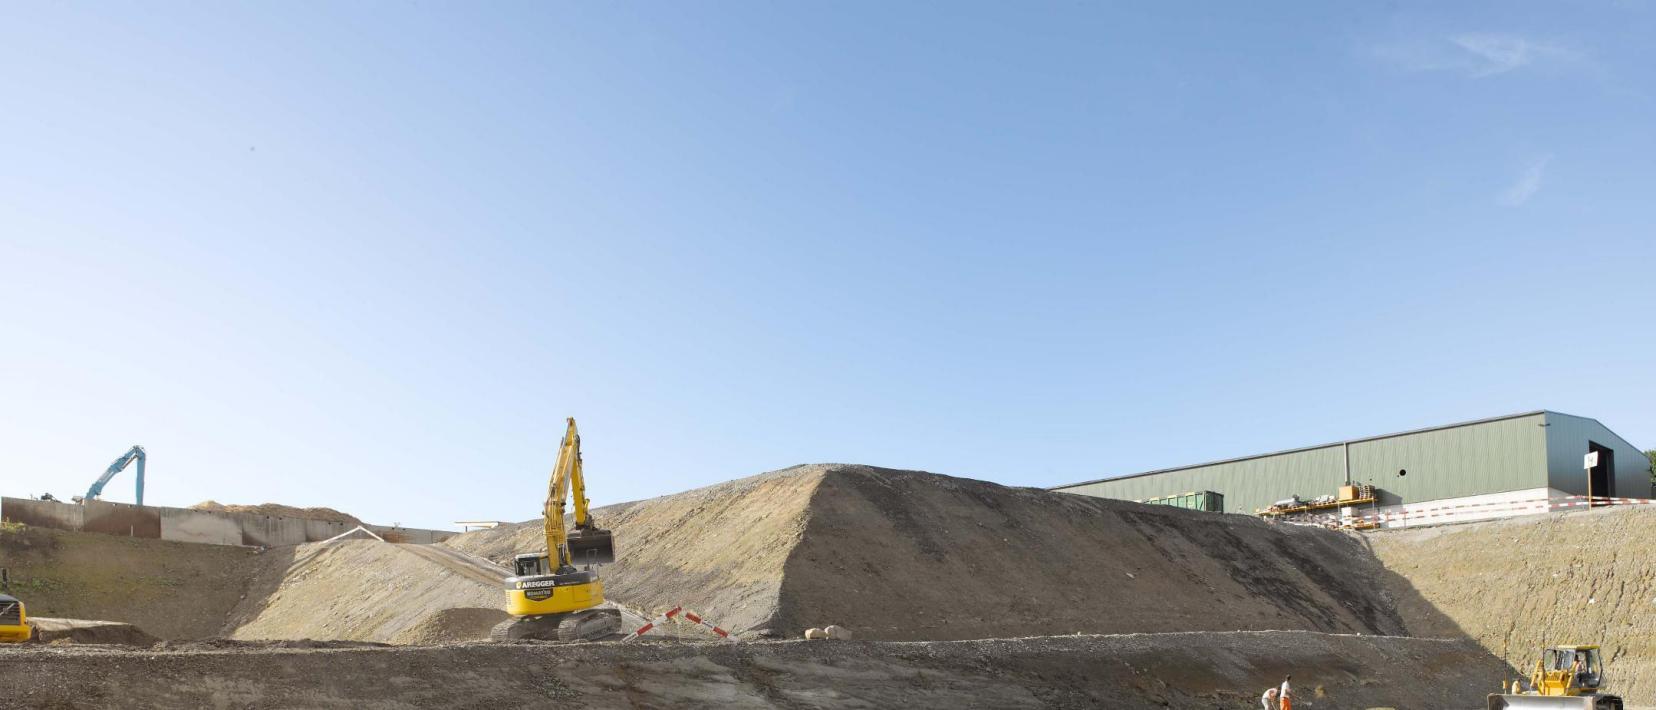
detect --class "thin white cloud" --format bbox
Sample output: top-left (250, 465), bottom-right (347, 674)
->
top-left (1451, 34), bottom-right (1574, 77)
top-left (1499, 156), bottom-right (1551, 206)
top-left (1372, 33), bottom-right (1580, 79)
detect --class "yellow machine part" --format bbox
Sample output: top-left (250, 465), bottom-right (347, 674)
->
top-left (0, 596), bottom-right (29, 643)
top-left (505, 578), bottom-right (605, 617)
top-left (0, 624), bottom-right (28, 643)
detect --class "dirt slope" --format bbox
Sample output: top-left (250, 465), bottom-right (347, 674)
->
top-left (0, 525), bottom-right (257, 639)
top-left (0, 631), bottom-right (1502, 710)
top-left (1367, 505), bottom-right (1656, 701)
top-left (446, 464), bottom-right (1427, 641)
top-left (445, 466), bottom-right (820, 637)
top-left (226, 540), bottom-right (502, 643)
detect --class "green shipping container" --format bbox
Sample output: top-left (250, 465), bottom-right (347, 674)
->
top-left (1140, 490), bottom-right (1224, 513)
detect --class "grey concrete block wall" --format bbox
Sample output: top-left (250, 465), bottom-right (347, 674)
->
top-left (157, 507), bottom-right (244, 545)
top-left (1, 497), bottom-right (455, 547)
top-left (0, 497), bottom-right (84, 530)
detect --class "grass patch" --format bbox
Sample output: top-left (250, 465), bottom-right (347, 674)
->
top-left (0, 521), bottom-right (59, 556)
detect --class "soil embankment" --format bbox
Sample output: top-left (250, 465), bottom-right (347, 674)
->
top-left (226, 540), bottom-right (504, 643)
top-left (445, 467), bottom-right (820, 637)
top-left (0, 525), bottom-right (258, 639)
top-left (1367, 505), bottom-right (1656, 701)
top-left (448, 464), bottom-right (1430, 641)
top-left (0, 631), bottom-right (1501, 710)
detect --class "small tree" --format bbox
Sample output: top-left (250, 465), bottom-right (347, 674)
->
top-left (1648, 450), bottom-right (1656, 487)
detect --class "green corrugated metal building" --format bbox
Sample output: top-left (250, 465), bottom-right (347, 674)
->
top-left (1052, 410), bottom-right (1650, 515)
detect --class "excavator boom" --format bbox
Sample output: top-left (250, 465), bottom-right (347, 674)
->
top-left (83, 445), bottom-right (146, 506)
top-left (542, 419), bottom-right (614, 569)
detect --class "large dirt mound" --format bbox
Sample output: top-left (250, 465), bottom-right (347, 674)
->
top-left (1368, 505), bottom-right (1656, 701)
top-left (226, 540), bottom-right (502, 643)
top-left (390, 607), bottom-right (510, 645)
top-left (446, 466), bottom-right (819, 637)
top-left (191, 500), bottom-right (364, 526)
top-left (0, 631), bottom-right (1503, 710)
top-left (29, 618), bottom-right (159, 646)
top-left (446, 464), bottom-right (1421, 641)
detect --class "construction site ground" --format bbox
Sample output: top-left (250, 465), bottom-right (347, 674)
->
top-left (2, 463), bottom-right (1653, 708)
top-left (0, 632), bottom-right (1500, 709)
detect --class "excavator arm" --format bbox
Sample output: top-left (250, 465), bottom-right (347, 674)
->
top-left (542, 419), bottom-right (613, 573)
top-left (83, 445), bottom-right (146, 506)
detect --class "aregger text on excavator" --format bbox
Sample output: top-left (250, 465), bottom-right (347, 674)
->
top-left (489, 417), bottom-right (622, 642)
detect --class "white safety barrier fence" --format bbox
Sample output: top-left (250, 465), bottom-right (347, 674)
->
top-left (1274, 495), bottom-right (1654, 530)
top-left (621, 605), bottom-right (737, 643)
top-left (317, 525), bottom-right (386, 544)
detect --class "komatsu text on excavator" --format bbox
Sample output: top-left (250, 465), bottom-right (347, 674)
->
top-left (490, 417), bottom-right (621, 642)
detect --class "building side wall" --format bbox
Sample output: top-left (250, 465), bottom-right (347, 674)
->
top-left (1060, 445), bottom-right (1346, 514)
top-left (1056, 413), bottom-right (1552, 513)
top-left (1544, 412), bottom-right (1651, 499)
top-left (1346, 413), bottom-right (1548, 505)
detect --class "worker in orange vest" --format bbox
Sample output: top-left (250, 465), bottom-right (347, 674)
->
top-left (1279, 675), bottom-right (1293, 710)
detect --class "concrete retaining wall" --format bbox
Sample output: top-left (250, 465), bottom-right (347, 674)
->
top-left (1, 497), bottom-right (455, 548)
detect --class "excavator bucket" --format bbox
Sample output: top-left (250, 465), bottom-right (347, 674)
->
top-left (567, 527), bottom-right (615, 566)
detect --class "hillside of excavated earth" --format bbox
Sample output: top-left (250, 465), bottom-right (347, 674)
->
top-left (15, 462), bottom-right (1656, 706)
top-left (1367, 504), bottom-right (1656, 702)
top-left (445, 464), bottom-right (1438, 642)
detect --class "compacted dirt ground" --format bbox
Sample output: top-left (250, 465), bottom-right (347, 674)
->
top-left (0, 631), bottom-right (1501, 710)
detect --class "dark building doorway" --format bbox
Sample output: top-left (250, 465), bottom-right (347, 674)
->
top-left (1588, 441), bottom-right (1615, 501)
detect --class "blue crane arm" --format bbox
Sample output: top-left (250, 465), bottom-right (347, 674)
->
top-left (85, 445), bottom-right (146, 506)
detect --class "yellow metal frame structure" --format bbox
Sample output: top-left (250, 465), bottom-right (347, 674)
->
top-left (1528, 645), bottom-right (1603, 697)
top-left (0, 597), bottom-right (30, 643)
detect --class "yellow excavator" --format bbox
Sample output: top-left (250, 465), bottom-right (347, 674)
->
top-left (489, 417), bottom-right (622, 642)
top-left (1488, 645), bottom-right (1623, 710)
top-left (0, 569), bottom-right (31, 643)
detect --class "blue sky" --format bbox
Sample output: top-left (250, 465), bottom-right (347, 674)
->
top-left (2, 2), bottom-right (1652, 529)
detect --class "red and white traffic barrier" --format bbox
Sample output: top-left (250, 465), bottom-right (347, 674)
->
top-left (1270, 494), bottom-right (1655, 531)
top-left (622, 605), bottom-right (682, 642)
top-left (622, 605), bottom-right (737, 643)
top-left (682, 609), bottom-right (734, 641)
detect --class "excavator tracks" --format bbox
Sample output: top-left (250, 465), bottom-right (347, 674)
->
top-left (489, 608), bottom-right (622, 643)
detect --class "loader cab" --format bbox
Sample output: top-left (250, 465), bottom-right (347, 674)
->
top-left (1541, 646), bottom-right (1603, 691)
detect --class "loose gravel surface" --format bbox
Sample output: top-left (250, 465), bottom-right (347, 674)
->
top-left (0, 631), bottom-right (1502, 710)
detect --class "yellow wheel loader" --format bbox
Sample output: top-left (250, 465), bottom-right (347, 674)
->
top-left (489, 417), bottom-right (621, 642)
top-left (1487, 645), bottom-right (1623, 710)
top-left (0, 569), bottom-right (31, 643)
